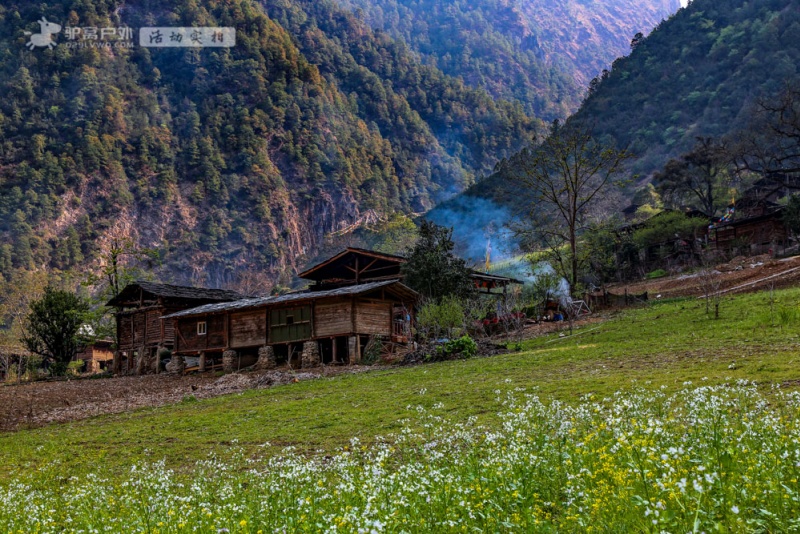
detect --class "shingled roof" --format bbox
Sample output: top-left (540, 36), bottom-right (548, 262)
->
top-left (162, 279), bottom-right (418, 319)
top-left (106, 281), bottom-right (245, 307)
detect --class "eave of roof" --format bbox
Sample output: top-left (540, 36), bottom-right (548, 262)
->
top-left (162, 279), bottom-right (417, 319)
top-left (713, 207), bottom-right (786, 229)
top-left (106, 281), bottom-right (244, 307)
top-left (469, 271), bottom-right (524, 285)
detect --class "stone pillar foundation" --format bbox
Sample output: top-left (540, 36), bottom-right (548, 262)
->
top-left (256, 346), bottom-right (277, 371)
top-left (301, 341), bottom-right (320, 369)
top-left (222, 350), bottom-right (237, 373)
top-left (166, 354), bottom-right (185, 375)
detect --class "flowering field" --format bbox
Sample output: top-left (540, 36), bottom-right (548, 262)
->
top-left (3, 382), bottom-right (800, 532)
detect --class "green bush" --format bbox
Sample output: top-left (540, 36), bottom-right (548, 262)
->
top-left (67, 360), bottom-right (85, 376)
top-left (433, 335), bottom-right (478, 361)
top-left (417, 297), bottom-right (465, 339)
top-left (646, 269), bottom-right (668, 279)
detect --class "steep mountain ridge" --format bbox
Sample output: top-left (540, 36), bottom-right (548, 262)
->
top-left (429, 0), bottom-right (800, 256)
top-left (0, 0), bottom-right (537, 288)
top-left (573, 0), bottom-right (800, 176)
top-left (334, 0), bottom-right (680, 118)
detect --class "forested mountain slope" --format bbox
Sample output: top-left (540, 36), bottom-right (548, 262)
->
top-left (573, 0), bottom-right (800, 177)
top-left (0, 0), bottom-right (537, 288)
top-left (335, 0), bottom-right (680, 119)
top-left (429, 0), bottom-right (800, 252)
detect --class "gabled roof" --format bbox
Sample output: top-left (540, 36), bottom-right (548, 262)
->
top-left (106, 281), bottom-right (245, 307)
top-left (298, 247), bottom-right (406, 282)
top-left (162, 279), bottom-right (418, 319)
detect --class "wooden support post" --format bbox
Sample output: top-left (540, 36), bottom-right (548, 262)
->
top-left (331, 337), bottom-right (337, 363)
top-left (348, 336), bottom-right (357, 365)
top-left (349, 336), bottom-right (361, 364)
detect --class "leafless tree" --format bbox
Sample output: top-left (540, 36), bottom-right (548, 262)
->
top-left (514, 121), bottom-right (632, 291)
top-left (228, 266), bottom-right (274, 297)
top-left (654, 137), bottom-right (732, 216)
top-left (698, 247), bottom-right (724, 319)
top-left (730, 83), bottom-right (800, 184)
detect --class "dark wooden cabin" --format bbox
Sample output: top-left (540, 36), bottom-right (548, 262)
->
top-left (159, 248), bottom-right (520, 373)
top-left (107, 282), bottom-right (243, 373)
top-left (165, 279), bottom-right (418, 368)
top-left (713, 208), bottom-right (788, 254)
top-left (299, 247), bottom-right (522, 294)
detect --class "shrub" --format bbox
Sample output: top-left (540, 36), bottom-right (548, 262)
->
top-left (433, 335), bottom-right (478, 360)
top-left (361, 336), bottom-right (383, 366)
top-left (416, 297), bottom-right (465, 340)
top-left (67, 360), bottom-right (85, 375)
top-left (646, 269), bottom-right (668, 279)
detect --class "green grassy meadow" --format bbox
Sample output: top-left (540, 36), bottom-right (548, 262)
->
top-left (1, 287), bottom-right (799, 480)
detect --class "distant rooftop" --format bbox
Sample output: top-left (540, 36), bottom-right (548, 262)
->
top-left (106, 281), bottom-right (245, 307)
top-left (162, 279), bottom-right (418, 319)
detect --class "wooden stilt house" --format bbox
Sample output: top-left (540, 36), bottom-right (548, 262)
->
top-left (160, 248), bottom-right (520, 373)
top-left (106, 282), bottom-right (244, 374)
top-left (164, 279), bottom-right (418, 369)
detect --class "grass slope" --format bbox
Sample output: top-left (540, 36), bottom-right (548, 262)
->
top-left (1, 287), bottom-right (799, 479)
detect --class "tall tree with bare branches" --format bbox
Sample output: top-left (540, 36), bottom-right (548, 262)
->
top-left (731, 84), bottom-right (800, 182)
top-left (514, 121), bottom-right (632, 290)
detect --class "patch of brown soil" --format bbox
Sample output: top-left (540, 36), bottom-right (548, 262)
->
top-left (0, 365), bottom-right (370, 432)
top-left (608, 255), bottom-right (800, 299)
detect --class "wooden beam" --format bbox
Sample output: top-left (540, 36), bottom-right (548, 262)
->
top-left (224, 312), bottom-right (229, 350)
top-left (359, 258), bottom-right (379, 275)
top-left (175, 320), bottom-right (186, 352)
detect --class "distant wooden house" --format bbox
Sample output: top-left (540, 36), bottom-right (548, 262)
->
top-left (299, 247), bottom-right (522, 294)
top-left (74, 339), bottom-right (114, 374)
top-left (713, 205), bottom-right (788, 254)
top-left (615, 209), bottom-right (709, 272)
top-left (106, 282), bottom-right (244, 374)
top-left (162, 248), bottom-right (521, 373)
top-left (165, 279), bottom-right (419, 370)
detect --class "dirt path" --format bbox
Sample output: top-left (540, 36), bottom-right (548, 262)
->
top-left (608, 254), bottom-right (800, 299)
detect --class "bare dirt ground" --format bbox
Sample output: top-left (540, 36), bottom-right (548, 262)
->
top-left (0, 366), bottom-right (371, 432)
top-left (607, 254), bottom-right (800, 299)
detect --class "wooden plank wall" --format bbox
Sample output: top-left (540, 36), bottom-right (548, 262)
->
top-left (230, 310), bottom-right (267, 348)
top-left (146, 310), bottom-right (162, 345)
top-left (354, 300), bottom-right (392, 336)
top-left (119, 315), bottom-right (133, 349)
top-left (176, 316), bottom-right (226, 352)
top-left (207, 315), bottom-right (226, 349)
top-left (133, 313), bottom-right (145, 346)
top-left (269, 306), bottom-right (312, 343)
top-left (315, 299), bottom-right (353, 337)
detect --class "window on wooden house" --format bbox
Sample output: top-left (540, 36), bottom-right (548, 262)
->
top-left (197, 321), bottom-right (207, 335)
top-left (286, 315), bottom-right (294, 325)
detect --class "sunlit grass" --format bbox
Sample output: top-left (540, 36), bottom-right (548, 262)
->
top-left (3, 383), bottom-right (800, 531)
top-left (0, 287), bottom-right (798, 501)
